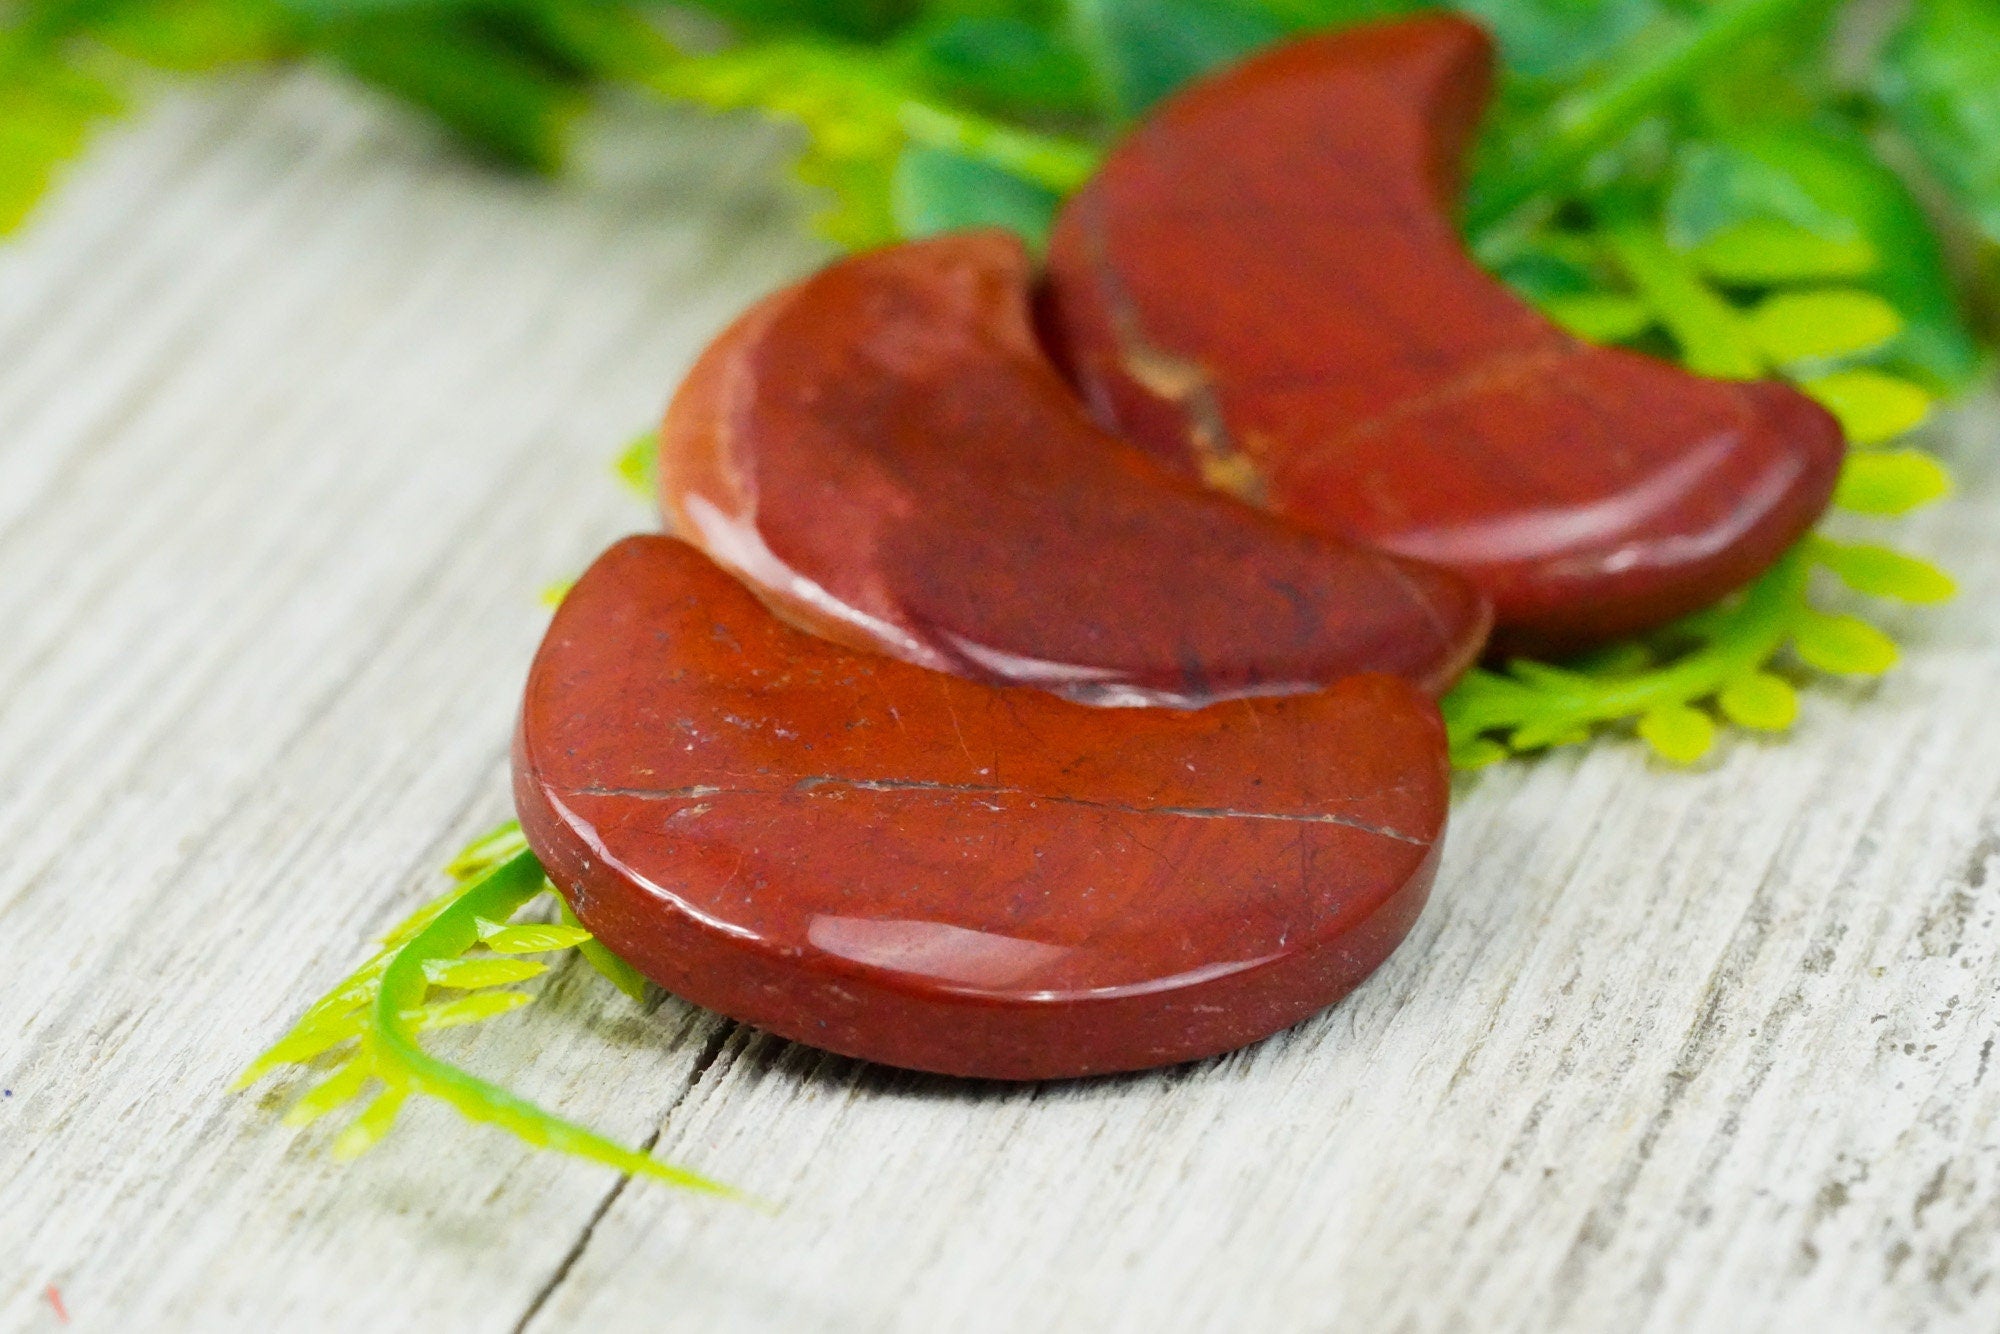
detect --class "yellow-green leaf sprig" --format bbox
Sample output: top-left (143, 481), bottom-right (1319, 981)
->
top-left (1457, 211), bottom-right (1957, 767)
top-left (1443, 534), bottom-right (1948, 767)
top-left (237, 822), bottom-right (726, 1191)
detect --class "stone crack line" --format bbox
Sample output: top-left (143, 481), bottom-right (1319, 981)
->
top-left (571, 778), bottom-right (1426, 845)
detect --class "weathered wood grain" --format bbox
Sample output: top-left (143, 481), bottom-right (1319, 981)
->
top-left (0, 71), bottom-right (1995, 1334)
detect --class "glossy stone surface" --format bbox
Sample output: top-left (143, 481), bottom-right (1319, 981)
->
top-left (1041, 16), bottom-right (1846, 655)
top-left (514, 536), bottom-right (1450, 1080)
top-left (660, 230), bottom-right (1488, 703)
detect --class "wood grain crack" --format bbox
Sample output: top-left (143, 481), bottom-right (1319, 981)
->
top-left (510, 1127), bottom-right (659, 1334)
top-left (511, 1021), bottom-right (738, 1333)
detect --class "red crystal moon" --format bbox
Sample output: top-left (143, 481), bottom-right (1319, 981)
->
top-left (660, 229), bottom-right (1488, 704)
top-left (1040, 15), bottom-right (1846, 655)
top-left (514, 537), bottom-right (1450, 1079)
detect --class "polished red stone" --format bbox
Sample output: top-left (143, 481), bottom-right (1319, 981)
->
top-left (1040, 15), bottom-right (1846, 655)
top-left (659, 230), bottom-right (1488, 703)
top-left (514, 536), bottom-right (1450, 1080)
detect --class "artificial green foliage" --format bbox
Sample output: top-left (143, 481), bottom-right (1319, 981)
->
top-left (1877, 0), bottom-right (2000, 247)
top-left (1832, 449), bottom-right (1953, 516)
top-left (1577, 190), bottom-right (1927, 383)
top-left (645, 38), bottom-right (1093, 244)
top-left (87, 0), bottom-right (291, 69)
top-left (1716, 671), bottom-right (1796, 731)
top-left (1746, 289), bottom-right (1902, 367)
top-left (1801, 369), bottom-right (1931, 445)
top-left (654, 40), bottom-right (911, 244)
top-left (1539, 290), bottom-right (1652, 342)
top-left (1811, 535), bottom-right (1957, 604)
top-left (1661, 125), bottom-right (1982, 391)
top-left (1449, 181), bottom-right (1959, 767)
top-left (1791, 607), bottom-right (1898, 675)
top-left (323, 13), bottom-right (587, 172)
top-left (1599, 211), bottom-right (1766, 378)
top-left (1460, 0), bottom-right (1836, 233)
top-left (1442, 536), bottom-right (1933, 767)
top-left (0, 40), bottom-right (122, 233)
top-left (892, 142), bottom-right (1060, 244)
top-left (238, 821), bottom-right (734, 1193)
top-left (1067, 0), bottom-right (1282, 118)
top-left (1457, 0), bottom-right (1657, 83)
top-left (1637, 703), bottom-right (1715, 765)
top-left (893, 15), bottom-right (1098, 119)
top-left (1688, 219), bottom-right (1875, 286)
top-left (614, 427), bottom-right (657, 498)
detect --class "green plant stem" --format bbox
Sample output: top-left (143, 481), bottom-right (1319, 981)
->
top-left (1599, 206), bottom-right (1766, 378)
top-left (370, 849), bottom-right (737, 1195)
top-left (896, 99), bottom-right (1098, 192)
top-left (626, 39), bottom-right (1098, 196)
top-left (1445, 547), bottom-right (1811, 745)
top-left (1467, 0), bottom-right (1834, 233)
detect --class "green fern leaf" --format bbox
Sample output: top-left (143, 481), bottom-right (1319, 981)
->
top-left (1811, 538), bottom-right (1956, 603)
top-left (238, 1014), bottom-right (366, 1082)
top-left (1541, 292), bottom-right (1655, 341)
top-left (1602, 213), bottom-right (1765, 378)
top-left (1834, 449), bottom-right (1953, 515)
top-left (406, 989), bottom-right (534, 1030)
top-left (1802, 369), bottom-right (1933, 445)
top-left (648, 42), bottom-right (1093, 246)
top-left (1448, 736), bottom-right (1509, 770)
top-left (330, 1083), bottom-right (412, 1161)
top-left (1688, 218), bottom-right (1877, 284)
top-left (1717, 671), bottom-right (1798, 731)
top-left (442, 821), bottom-right (532, 884)
top-left (1747, 289), bottom-right (1903, 365)
top-left (614, 430), bottom-right (657, 500)
top-left (1791, 610), bottom-right (1897, 676)
top-left (422, 956), bottom-right (550, 988)
top-left (0, 46), bottom-right (123, 236)
top-left (476, 920), bottom-right (594, 953)
top-left (281, 1058), bottom-right (375, 1128)
top-left (1638, 704), bottom-right (1717, 764)
top-left (563, 900), bottom-right (651, 1002)
top-left (239, 834), bottom-right (732, 1195)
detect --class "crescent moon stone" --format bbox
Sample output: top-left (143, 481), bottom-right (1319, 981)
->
top-left (1041, 15), bottom-right (1846, 655)
top-left (660, 230), bottom-right (1489, 704)
top-left (514, 537), bottom-right (1451, 1080)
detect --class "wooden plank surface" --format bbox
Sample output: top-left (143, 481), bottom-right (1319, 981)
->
top-left (1, 70), bottom-right (1996, 1334)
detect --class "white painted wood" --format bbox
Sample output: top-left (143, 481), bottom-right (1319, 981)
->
top-left (0, 71), bottom-right (1995, 1334)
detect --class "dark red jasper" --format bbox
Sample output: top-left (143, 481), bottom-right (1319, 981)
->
top-left (514, 536), bottom-right (1450, 1080)
top-left (659, 230), bottom-right (1488, 703)
top-left (1041, 15), bottom-right (1846, 656)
